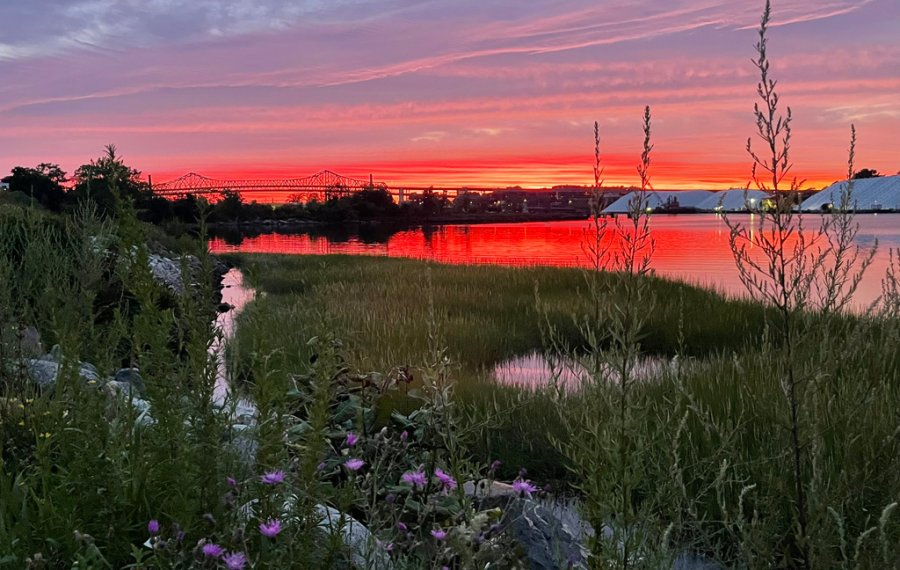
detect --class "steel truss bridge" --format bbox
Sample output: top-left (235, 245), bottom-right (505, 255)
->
top-left (151, 170), bottom-right (381, 201)
top-left (151, 170), bottom-right (507, 202)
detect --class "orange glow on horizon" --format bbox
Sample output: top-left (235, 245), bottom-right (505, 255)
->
top-left (148, 154), bottom-right (845, 195)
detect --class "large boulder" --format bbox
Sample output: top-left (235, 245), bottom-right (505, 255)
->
top-left (465, 480), bottom-right (589, 569)
top-left (500, 498), bottom-right (589, 570)
top-left (465, 480), bottom-right (722, 570)
top-left (112, 367), bottom-right (145, 396)
top-left (315, 504), bottom-right (392, 570)
top-left (24, 358), bottom-right (101, 389)
top-left (148, 254), bottom-right (188, 293)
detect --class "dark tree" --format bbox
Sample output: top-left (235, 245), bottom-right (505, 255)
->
top-left (210, 190), bottom-right (245, 222)
top-left (73, 145), bottom-right (149, 216)
top-left (171, 195), bottom-right (202, 223)
top-left (852, 168), bottom-right (882, 179)
top-left (1, 163), bottom-right (70, 211)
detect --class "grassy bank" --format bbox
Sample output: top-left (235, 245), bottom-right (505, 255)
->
top-left (226, 253), bottom-right (900, 565)
top-left (224, 254), bottom-right (774, 478)
top-left (224, 254), bottom-right (772, 374)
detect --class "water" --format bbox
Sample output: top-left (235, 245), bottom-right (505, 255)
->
top-left (493, 352), bottom-right (672, 390)
top-left (209, 214), bottom-right (900, 308)
top-left (212, 268), bottom-right (256, 419)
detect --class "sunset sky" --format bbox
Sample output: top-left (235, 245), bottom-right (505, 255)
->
top-left (1, 0), bottom-right (899, 190)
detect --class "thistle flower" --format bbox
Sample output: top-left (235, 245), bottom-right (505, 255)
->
top-left (260, 470), bottom-right (285, 485)
top-left (259, 518), bottom-right (282, 538)
top-left (226, 476), bottom-right (237, 487)
top-left (202, 542), bottom-right (224, 558)
top-left (400, 430), bottom-right (409, 442)
top-left (223, 551), bottom-right (247, 570)
top-left (345, 458), bottom-right (365, 471)
top-left (345, 432), bottom-right (359, 447)
top-left (512, 478), bottom-right (539, 497)
top-left (431, 528), bottom-right (447, 541)
top-left (401, 470), bottom-right (427, 489)
top-left (434, 468), bottom-right (457, 491)
top-left (396, 521), bottom-right (408, 532)
top-left (147, 520), bottom-right (160, 535)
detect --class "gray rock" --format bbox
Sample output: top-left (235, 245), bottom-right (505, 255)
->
top-left (672, 552), bottom-right (722, 570)
top-left (102, 380), bottom-right (137, 399)
top-left (113, 367), bottom-right (145, 396)
top-left (24, 359), bottom-right (59, 389)
top-left (464, 479), bottom-right (517, 498)
top-left (25, 359), bottom-right (100, 389)
top-left (500, 498), bottom-right (590, 570)
top-left (40, 344), bottom-right (64, 363)
top-left (315, 504), bottom-right (392, 570)
top-left (100, 379), bottom-right (154, 425)
top-left (80, 361), bottom-right (99, 379)
top-left (234, 495), bottom-right (390, 569)
top-left (465, 479), bottom-right (590, 568)
top-left (148, 254), bottom-right (185, 293)
top-left (130, 398), bottom-right (154, 426)
top-left (226, 423), bottom-right (258, 468)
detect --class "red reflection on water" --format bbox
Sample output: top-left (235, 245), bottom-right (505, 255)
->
top-left (209, 214), bottom-right (897, 307)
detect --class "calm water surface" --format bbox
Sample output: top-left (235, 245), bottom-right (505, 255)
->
top-left (209, 214), bottom-right (900, 308)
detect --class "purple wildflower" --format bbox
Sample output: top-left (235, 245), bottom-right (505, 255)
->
top-left (512, 478), bottom-right (539, 497)
top-left (489, 459), bottom-right (502, 472)
top-left (260, 470), bottom-right (285, 485)
top-left (385, 542), bottom-right (394, 553)
top-left (396, 521), bottom-right (408, 532)
top-left (431, 528), bottom-right (448, 541)
top-left (345, 458), bottom-right (365, 471)
top-left (223, 551), bottom-right (247, 570)
top-left (147, 520), bottom-right (160, 535)
top-left (399, 430), bottom-right (409, 442)
top-left (345, 432), bottom-right (359, 447)
top-left (434, 468), bottom-right (457, 491)
top-left (259, 518), bottom-right (282, 538)
top-left (226, 476), bottom-right (237, 487)
top-left (401, 470), bottom-right (427, 489)
top-left (202, 542), bottom-right (224, 558)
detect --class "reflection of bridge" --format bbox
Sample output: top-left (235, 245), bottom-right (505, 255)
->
top-left (151, 170), bottom-right (503, 202)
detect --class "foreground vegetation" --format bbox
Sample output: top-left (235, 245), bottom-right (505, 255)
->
top-left (227, 243), bottom-right (900, 566)
top-left (1, 2), bottom-right (898, 567)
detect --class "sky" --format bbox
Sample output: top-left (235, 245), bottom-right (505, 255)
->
top-left (1, 0), bottom-right (899, 190)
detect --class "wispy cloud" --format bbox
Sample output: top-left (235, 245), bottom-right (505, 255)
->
top-left (412, 131), bottom-right (448, 142)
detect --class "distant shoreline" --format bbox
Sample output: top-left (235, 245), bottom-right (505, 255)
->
top-left (204, 210), bottom-right (593, 231)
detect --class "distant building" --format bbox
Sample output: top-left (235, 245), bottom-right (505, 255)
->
top-left (603, 190), bottom-right (714, 214)
top-left (800, 174), bottom-right (900, 212)
top-left (697, 189), bottom-right (769, 212)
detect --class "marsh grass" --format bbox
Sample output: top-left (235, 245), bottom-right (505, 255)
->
top-left (227, 246), bottom-right (899, 567)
